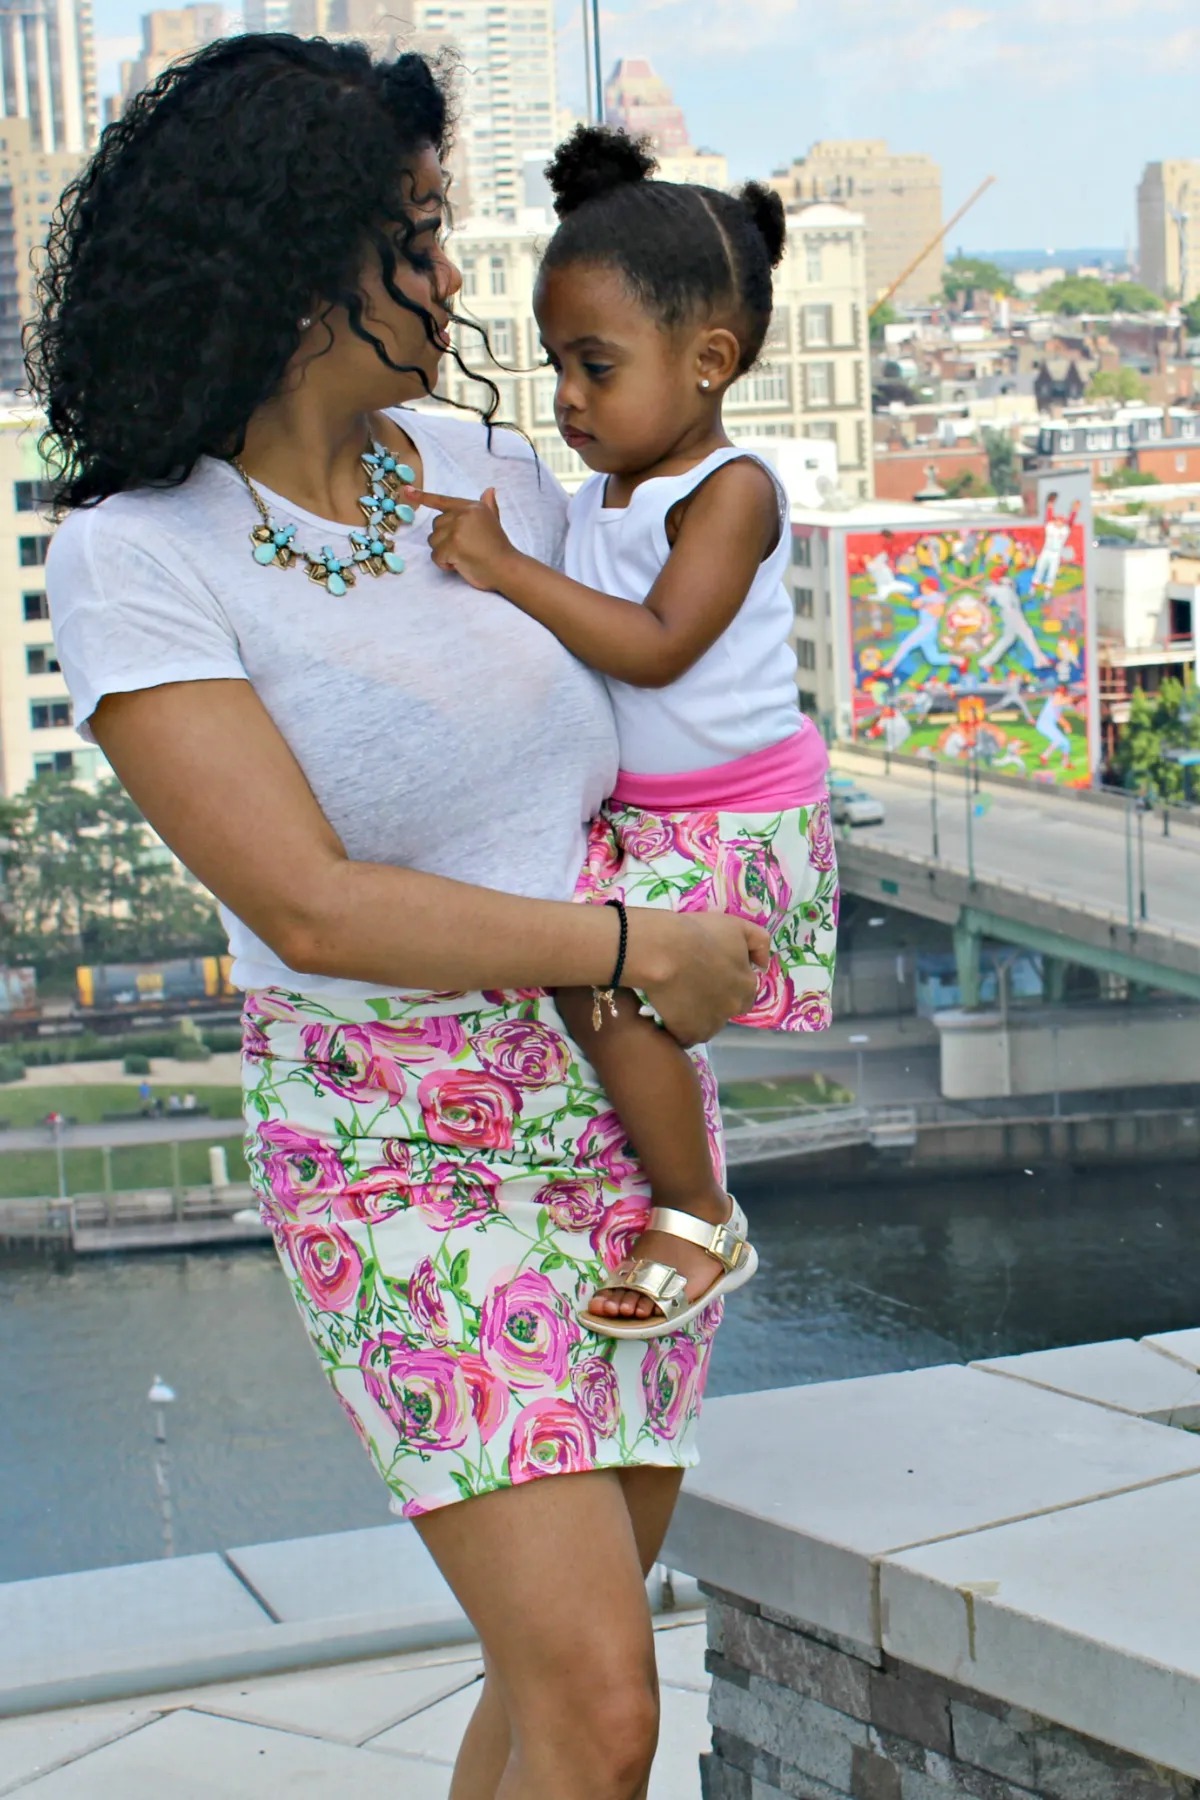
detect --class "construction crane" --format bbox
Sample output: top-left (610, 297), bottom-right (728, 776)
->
top-left (868, 174), bottom-right (997, 317)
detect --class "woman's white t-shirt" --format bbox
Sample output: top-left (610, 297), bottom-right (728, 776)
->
top-left (48, 410), bottom-right (618, 997)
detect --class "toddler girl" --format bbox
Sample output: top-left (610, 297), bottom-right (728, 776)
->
top-left (415, 126), bottom-right (838, 1339)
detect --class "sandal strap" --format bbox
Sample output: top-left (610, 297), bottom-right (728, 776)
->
top-left (594, 1258), bottom-right (689, 1317)
top-left (648, 1202), bottom-right (751, 1274)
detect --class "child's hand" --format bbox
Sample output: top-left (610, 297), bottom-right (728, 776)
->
top-left (409, 486), bottom-right (518, 592)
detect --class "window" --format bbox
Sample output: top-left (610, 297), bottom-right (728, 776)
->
top-left (489, 255), bottom-right (507, 296)
top-left (14, 479), bottom-right (54, 512)
top-left (726, 364), bottom-right (791, 410)
top-left (763, 307), bottom-right (790, 354)
top-left (805, 242), bottom-right (823, 283)
top-left (486, 319), bottom-right (515, 362)
top-left (26, 646), bottom-right (60, 675)
top-left (796, 638), bottom-right (817, 670)
top-left (19, 535), bottom-right (51, 566)
top-left (1099, 459), bottom-right (1114, 476)
top-left (34, 750), bottom-right (74, 778)
top-left (805, 362), bottom-right (834, 406)
top-left (803, 305), bottom-right (832, 348)
top-left (23, 591), bottom-right (49, 621)
top-left (808, 420), bottom-right (838, 442)
top-left (1177, 453), bottom-right (1188, 473)
top-left (533, 371), bottom-right (558, 424)
top-left (795, 587), bottom-right (815, 618)
top-left (792, 534), bottom-right (812, 567)
top-left (460, 258), bottom-right (477, 298)
top-left (1170, 597), bottom-right (1193, 640)
top-left (31, 700), bottom-right (72, 730)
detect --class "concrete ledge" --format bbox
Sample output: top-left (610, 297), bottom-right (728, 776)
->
top-left (0, 1521), bottom-right (699, 1718)
top-left (974, 1337), bottom-right (1200, 1426)
top-left (670, 1350), bottom-right (1200, 1786)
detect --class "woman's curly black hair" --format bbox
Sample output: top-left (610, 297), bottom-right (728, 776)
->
top-left (541, 126), bottom-right (786, 374)
top-left (28, 34), bottom-right (490, 509)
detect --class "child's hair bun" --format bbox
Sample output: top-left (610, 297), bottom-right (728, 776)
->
top-left (545, 125), bottom-right (657, 218)
top-left (738, 181), bottom-right (786, 269)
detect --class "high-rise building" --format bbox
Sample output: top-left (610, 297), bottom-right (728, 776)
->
top-left (438, 200), bottom-right (871, 497)
top-left (0, 115), bottom-right (81, 389)
top-left (0, 0), bottom-right (96, 154)
top-left (0, 403), bottom-right (101, 789)
top-left (603, 57), bottom-right (687, 155)
top-left (412, 0), bottom-right (556, 221)
top-left (1138, 161), bottom-right (1200, 306)
top-left (115, 4), bottom-right (222, 110)
top-left (769, 140), bottom-right (943, 307)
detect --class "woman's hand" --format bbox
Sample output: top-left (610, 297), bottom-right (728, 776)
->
top-left (627, 909), bottom-right (771, 1048)
top-left (415, 486), bottom-right (520, 592)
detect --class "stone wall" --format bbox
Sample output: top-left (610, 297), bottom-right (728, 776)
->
top-left (700, 1584), bottom-right (1199, 1800)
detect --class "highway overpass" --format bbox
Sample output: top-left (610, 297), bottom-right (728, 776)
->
top-left (830, 747), bottom-right (1200, 1003)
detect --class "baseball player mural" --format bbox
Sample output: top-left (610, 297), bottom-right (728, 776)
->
top-left (847, 512), bottom-right (1093, 786)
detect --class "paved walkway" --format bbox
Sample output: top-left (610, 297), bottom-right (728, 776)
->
top-left (0, 1616), bottom-right (709, 1797)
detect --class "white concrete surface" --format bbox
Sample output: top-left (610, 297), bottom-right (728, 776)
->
top-left (226, 1523), bottom-right (457, 1624)
top-left (880, 1473), bottom-right (1200, 1779)
top-left (663, 1364), bottom-right (1200, 1646)
top-left (0, 1556), bottom-right (271, 1700)
top-left (974, 1337), bottom-right (1200, 1425)
top-left (0, 1619), bottom-right (710, 1797)
top-left (1142, 1326), bottom-right (1200, 1371)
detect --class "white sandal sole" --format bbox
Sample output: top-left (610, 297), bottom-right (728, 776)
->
top-left (578, 1241), bottom-right (759, 1340)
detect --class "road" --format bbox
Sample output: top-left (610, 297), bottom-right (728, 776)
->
top-left (832, 749), bottom-right (1200, 942)
top-left (0, 1115), bottom-right (244, 1153)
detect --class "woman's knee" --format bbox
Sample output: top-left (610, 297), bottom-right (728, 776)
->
top-left (517, 1652), bottom-right (659, 1794)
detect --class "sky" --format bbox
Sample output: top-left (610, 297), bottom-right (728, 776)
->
top-left (90, 0), bottom-right (1200, 254)
top-left (555, 0), bottom-right (1200, 254)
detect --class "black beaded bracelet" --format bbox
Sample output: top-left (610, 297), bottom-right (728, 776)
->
top-left (591, 898), bottom-right (629, 1031)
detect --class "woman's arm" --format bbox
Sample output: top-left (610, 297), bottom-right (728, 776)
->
top-left (91, 679), bottom-right (768, 1044)
top-left (415, 460), bottom-right (779, 689)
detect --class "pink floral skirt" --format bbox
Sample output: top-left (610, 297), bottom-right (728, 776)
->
top-left (243, 988), bottom-right (724, 1518)
top-left (579, 798), bottom-right (838, 1031)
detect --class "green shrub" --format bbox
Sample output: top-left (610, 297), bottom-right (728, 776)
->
top-left (123, 1053), bottom-right (151, 1075)
top-left (0, 1057), bottom-right (26, 1084)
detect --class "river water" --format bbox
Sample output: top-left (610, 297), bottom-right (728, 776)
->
top-left (3, 1160), bottom-right (1198, 1583)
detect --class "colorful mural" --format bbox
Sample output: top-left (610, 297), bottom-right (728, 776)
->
top-left (847, 501), bottom-right (1091, 785)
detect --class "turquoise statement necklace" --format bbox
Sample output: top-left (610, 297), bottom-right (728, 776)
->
top-left (231, 440), bottom-right (417, 597)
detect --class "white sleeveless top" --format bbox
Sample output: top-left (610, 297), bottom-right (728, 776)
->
top-left (564, 446), bottom-right (802, 775)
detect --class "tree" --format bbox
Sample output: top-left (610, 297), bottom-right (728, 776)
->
top-left (943, 470), bottom-right (993, 499)
top-left (1100, 467), bottom-right (1160, 489)
top-left (869, 300), bottom-right (898, 345)
top-left (942, 258), bottom-right (1014, 304)
top-left (0, 776), bottom-right (224, 977)
top-left (982, 427), bottom-right (1019, 496)
top-left (1108, 282), bottom-right (1164, 313)
top-left (1086, 367), bottom-right (1149, 402)
top-left (1183, 296), bottom-right (1200, 337)
top-left (1038, 275), bottom-right (1115, 315)
top-left (1113, 677), bottom-right (1200, 802)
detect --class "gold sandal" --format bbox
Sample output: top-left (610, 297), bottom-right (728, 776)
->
top-left (578, 1197), bottom-right (758, 1341)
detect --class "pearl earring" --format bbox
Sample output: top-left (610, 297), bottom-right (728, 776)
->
top-left (298, 315), bottom-right (313, 329)
top-left (699, 378), bottom-right (711, 390)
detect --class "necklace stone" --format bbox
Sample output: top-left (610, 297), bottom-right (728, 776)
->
top-left (233, 438), bottom-right (416, 596)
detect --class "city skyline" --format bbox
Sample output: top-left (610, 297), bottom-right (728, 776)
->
top-left (84, 0), bottom-right (1200, 255)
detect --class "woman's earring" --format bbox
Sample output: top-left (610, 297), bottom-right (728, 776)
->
top-left (298, 315), bottom-right (313, 329)
top-left (699, 378), bottom-right (711, 390)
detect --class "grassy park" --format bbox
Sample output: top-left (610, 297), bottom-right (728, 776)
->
top-left (0, 1085), bottom-right (248, 1200)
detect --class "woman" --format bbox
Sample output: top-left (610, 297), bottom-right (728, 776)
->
top-left (34, 36), bottom-right (764, 1800)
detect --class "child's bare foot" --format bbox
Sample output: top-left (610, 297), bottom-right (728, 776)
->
top-left (587, 1189), bottom-right (734, 1322)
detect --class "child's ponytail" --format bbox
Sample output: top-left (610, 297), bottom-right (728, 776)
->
top-left (546, 126), bottom-right (656, 218)
top-left (738, 182), bottom-right (786, 270)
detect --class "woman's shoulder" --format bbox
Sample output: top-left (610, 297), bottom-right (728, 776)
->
top-left (50, 464), bottom-right (227, 560)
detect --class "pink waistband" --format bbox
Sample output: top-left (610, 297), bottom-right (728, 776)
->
top-left (611, 724), bottom-right (829, 813)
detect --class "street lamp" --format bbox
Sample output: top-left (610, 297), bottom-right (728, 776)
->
top-left (147, 1376), bottom-right (176, 1558)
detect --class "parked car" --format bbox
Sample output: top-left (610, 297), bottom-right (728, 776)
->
top-left (832, 787), bottom-right (885, 827)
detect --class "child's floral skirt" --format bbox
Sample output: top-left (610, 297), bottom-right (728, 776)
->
top-left (578, 798), bottom-right (839, 1032)
top-left (243, 988), bottom-right (724, 1519)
